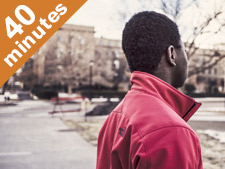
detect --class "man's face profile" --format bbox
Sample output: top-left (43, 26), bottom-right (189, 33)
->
top-left (173, 41), bottom-right (188, 88)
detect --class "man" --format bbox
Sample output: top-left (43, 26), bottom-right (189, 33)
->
top-left (97, 11), bottom-right (203, 169)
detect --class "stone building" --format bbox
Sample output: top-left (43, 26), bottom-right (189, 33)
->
top-left (94, 37), bottom-right (130, 90)
top-left (33, 24), bottom-right (95, 93)
top-left (24, 24), bottom-right (130, 93)
top-left (19, 24), bottom-right (225, 94)
top-left (186, 47), bottom-right (225, 93)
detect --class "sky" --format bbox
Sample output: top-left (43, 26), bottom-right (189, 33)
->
top-left (66, 0), bottom-right (225, 48)
top-left (67, 0), bottom-right (122, 39)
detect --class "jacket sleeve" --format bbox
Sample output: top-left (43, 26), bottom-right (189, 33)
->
top-left (131, 127), bottom-right (203, 169)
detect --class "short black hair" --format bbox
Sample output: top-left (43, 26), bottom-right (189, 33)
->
top-left (122, 11), bottom-right (181, 74)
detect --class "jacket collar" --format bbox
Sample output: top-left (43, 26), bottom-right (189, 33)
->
top-left (130, 71), bottom-right (201, 122)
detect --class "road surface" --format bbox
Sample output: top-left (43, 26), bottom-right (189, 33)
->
top-left (0, 98), bottom-right (225, 169)
top-left (0, 100), bottom-right (96, 169)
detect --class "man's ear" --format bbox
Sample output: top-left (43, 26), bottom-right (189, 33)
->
top-left (166, 45), bottom-right (176, 66)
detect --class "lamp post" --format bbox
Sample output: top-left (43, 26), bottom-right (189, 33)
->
top-left (89, 60), bottom-right (94, 101)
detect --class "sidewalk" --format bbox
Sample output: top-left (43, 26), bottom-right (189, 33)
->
top-left (0, 100), bottom-right (97, 169)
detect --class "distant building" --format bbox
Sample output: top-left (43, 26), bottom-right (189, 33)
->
top-left (25, 24), bottom-right (130, 92)
top-left (186, 46), bottom-right (225, 93)
top-left (94, 37), bottom-right (130, 90)
top-left (19, 24), bottom-right (225, 94)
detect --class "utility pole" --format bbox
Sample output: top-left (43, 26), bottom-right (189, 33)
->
top-left (89, 60), bottom-right (94, 101)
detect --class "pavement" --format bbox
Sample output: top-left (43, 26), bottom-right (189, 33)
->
top-left (188, 97), bottom-right (225, 131)
top-left (0, 100), bottom-right (97, 169)
top-left (0, 98), bottom-right (225, 169)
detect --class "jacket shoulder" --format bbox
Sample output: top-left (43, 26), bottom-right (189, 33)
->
top-left (120, 90), bottom-right (192, 137)
top-left (131, 126), bottom-right (202, 169)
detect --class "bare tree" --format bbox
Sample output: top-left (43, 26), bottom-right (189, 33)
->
top-left (18, 71), bottom-right (38, 90)
top-left (43, 33), bottom-right (94, 94)
top-left (43, 43), bottom-right (61, 85)
top-left (17, 58), bottom-right (38, 90)
top-left (116, 0), bottom-right (225, 78)
top-left (185, 6), bottom-right (225, 77)
top-left (115, 0), bottom-right (157, 28)
top-left (60, 34), bottom-right (94, 93)
top-left (159, 0), bottom-right (198, 22)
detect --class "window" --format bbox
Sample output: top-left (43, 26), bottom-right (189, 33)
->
top-left (57, 48), bottom-right (64, 59)
top-left (99, 39), bottom-right (103, 46)
top-left (57, 36), bottom-right (63, 42)
top-left (78, 35), bottom-right (85, 45)
top-left (57, 48), bottom-right (61, 58)
top-left (107, 40), bottom-right (111, 46)
top-left (114, 51), bottom-right (120, 58)
top-left (69, 36), bottom-right (75, 44)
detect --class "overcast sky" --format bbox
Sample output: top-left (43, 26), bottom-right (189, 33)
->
top-left (67, 0), bottom-right (122, 39)
top-left (66, 0), bottom-right (225, 48)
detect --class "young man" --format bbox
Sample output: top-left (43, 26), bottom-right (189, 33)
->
top-left (97, 11), bottom-right (203, 169)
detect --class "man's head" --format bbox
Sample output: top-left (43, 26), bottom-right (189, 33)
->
top-left (122, 11), bottom-right (188, 88)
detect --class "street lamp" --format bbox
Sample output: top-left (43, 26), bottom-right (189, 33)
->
top-left (89, 60), bottom-right (94, 101)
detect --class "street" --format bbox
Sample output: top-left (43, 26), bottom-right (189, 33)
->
top-left (189, 98), bottom-right (225, 131)
top-left (0, 98), bottom-right (225, 169)
top-left (0, 101), bottom-right (96, 169)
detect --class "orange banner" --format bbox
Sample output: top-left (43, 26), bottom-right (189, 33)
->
top-left (0, 0), bottom-right (87, 87)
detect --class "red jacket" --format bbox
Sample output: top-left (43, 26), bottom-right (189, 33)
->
top-left (97, 71), bottom-right (203, 169)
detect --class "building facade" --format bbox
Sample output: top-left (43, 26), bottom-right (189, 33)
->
top-left (19, 24), bottom-right (225, 94)
top-left (26, 24), bottom-right (130, 92)
top-left (94, 37), bottom-right (130, 90)
top-left (186, 47), bottom-right (225, 93)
